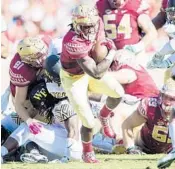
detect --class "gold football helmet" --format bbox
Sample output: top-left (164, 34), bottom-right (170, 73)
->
top-left (17, 37), bottom-right (48, 68)
top-left (72, 3), bottom-right (100, 41)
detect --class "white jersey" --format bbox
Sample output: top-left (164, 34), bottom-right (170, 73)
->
top-left (10, 122), bottom-right (82, 161)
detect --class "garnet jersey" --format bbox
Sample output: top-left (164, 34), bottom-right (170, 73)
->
top-left (138, 97), bottom-right (172, 153)
top-left (9, 35), bottom-right (51, 97)
top-left (110, 62), bottom-right (159, 98)
top-left (9, 53), bottom-right (38, 97)
top-left (96, 0), bottom-right (149, 49)
top-left (60, 20), bottom-right (105, 75)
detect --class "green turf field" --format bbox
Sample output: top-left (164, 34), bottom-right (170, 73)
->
top-left (2, 154), bottom-right (175, 169)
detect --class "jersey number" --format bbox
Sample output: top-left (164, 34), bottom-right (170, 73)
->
top-left (103, 14), bottom-right (132, 39)
top-left (13, 61), bottom-right (24, 70)
top-left (152, 125), bottom-right (171, 143)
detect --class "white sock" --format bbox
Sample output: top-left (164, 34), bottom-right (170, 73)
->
top-left (169, 120), bottom-right (175, 151)
top-left (1, 146), bottom-right (8, 157)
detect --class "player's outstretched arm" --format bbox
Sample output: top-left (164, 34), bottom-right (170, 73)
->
top-left (137, 13), bottom-right (158, 50)
top-left (15, 86), bottom-right (42, 135)
top-left (122, 108), bottom-right (146, 151)
top-left (147, 39), bottom-right (175, 69)
top-left (14, 86), bottom-right (31, 122)
top-left (124, 14), bottom-right (158, 54)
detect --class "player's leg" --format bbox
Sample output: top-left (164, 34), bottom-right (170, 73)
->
top-left (1, 114), bottom-right (18, 133)
top-left (1, 123), bottom-right (30, 160)
top-left (1, 122), bottom-right (48, 163)
top-left (110, 101), bottom-right (140, 154)
top-left (20, 141), bottom-right (48, 163)
top-left (33, 123), bottom-right (82, 161)
top-left (60, 69), bottom-right (98, 163)
top-left (89, 72), bottom-right (124, 138)
top-left (90, 101), bottom-right (117, 153)
top-left (110, 102), bottom-right (139, 139)
top-left (64, 115), bottom-right (83, 161)
top-left (64, 115), bottom-right (80, 141)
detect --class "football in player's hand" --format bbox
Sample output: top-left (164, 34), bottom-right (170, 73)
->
top-left (91, 40), bottom-right (108, 63)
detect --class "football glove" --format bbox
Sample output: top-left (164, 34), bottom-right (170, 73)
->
top-left (26, 118), bottom-right (42, 135)
top-left (147, 58), bottom-right (172, 69)
top-left (147, 53), bottom-right (164, 69)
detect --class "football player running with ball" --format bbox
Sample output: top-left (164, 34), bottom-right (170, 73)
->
top-left (60, 3), bottom-right (125, 163)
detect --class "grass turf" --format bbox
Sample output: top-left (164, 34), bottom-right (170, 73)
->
top-left (2, 154), bottom-right (175, 169)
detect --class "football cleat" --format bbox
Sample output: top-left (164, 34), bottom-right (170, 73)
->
top-left (82, 151), bottom-right (99, 163)
top-left (99, 115), bottom-right (115, 138)
top-left (20, 152), bottom-right (48, 163)
top-left (112, 140), bottom-right (126, 155)
top-left (157, 150), bottom-right (175, 169)
top-left (126, 146), bottom-right (145, 155)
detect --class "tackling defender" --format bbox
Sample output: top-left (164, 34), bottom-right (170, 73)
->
top-left (1, 80), bottom-right (83, 163)
top-left (9, 36), bottom-right (51, 135)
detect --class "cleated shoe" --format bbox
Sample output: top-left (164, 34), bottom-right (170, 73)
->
top-left (157, 150), bottom-right (175, 169)
top-left (99, 115), bottom-right (115, 138)
top-left (82, 151), bottom-right (99, 163)
top-left (20, 152), bottom-right (48, 163)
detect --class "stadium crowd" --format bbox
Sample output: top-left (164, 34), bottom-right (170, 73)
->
top-left (1, 0), bottom-right (175, 169)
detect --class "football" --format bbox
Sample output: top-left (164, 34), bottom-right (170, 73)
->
top-left (91, 40), bottom-right (108, 63)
